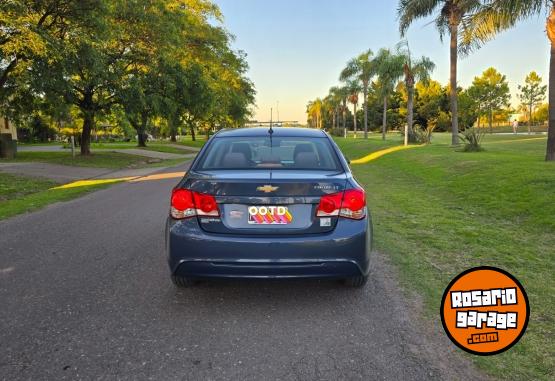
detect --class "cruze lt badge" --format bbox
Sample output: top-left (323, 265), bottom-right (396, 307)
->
top-left (256, 185), bottom-right (279, 193)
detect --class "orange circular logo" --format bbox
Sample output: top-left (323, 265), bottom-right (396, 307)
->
top-left (440, 267), bottom-right (529, 355)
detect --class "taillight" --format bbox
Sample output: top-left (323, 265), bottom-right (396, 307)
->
top-left (316, 188), bottom-right (366, 220)
top-left (339, 188), bottom-right (366, 219)
top-left (192, 192), bottom-right (219, 216)
top-left (170, 189), bottom-right (220, 219)
top-left (316, 193), bottom-right (342, 217)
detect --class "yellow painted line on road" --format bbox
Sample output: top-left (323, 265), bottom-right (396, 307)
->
top-left (49, 172), bottom-right (186, 190)
top-left (129, 172), bottom-right (185, 182)
top-left (350, 144), bottom-right (425, 165)
top-left (50, 177), bottom-right (137, 190)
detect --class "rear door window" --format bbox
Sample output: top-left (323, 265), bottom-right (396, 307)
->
top-left (196, 136), bottom-right (342, 171)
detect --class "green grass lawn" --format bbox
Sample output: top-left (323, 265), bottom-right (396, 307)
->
top-left (0, 173), bottom-right (112, 220)
top-left (335, 133), bottom-right (554, 380)
top-left (4, 151), bottom-right (185, 169)
top-left (141, 145), bottom-right (195, 155)
top-left (60, 141), bottom-right (196, 154)
top-left (175, 135), bottom-right (208, 148)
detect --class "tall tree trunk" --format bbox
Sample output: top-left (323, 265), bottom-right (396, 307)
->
top-left (342, 99), bottom-right (347, 138)
top-left (489, 109), bottom-right (493, 134)
top-left (449, 22), bottom-right (460, 145)
top-left (363, 83), bottom-right (368, 139)
top-left (169, 113), bottom-right (178, 142)
top-left (81, 112), bottom-right (93, 155)
top-left (207, 123), bottom-right (214, 140)
top-left (547, 43), bottom-right (555, 160)
top-left (341, 99), bottom-right (347, 128)
top-left (407, 83), bottom-right (415, 142)
top-left (190, 124), bottom-right (196, 141)
top-left (353, 103), bottom-right (358, 138)
top-left (528, 105), bottom-right (532, 135)
top-left (137, 112), bottom-right (148, 148)
top-left (382, 96), bottom-right (387, 140)
top-left (546, 7), bottom-right (555, 160)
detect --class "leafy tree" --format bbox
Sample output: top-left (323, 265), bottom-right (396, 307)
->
top-left (468, 67), bottom-right (510, 133)
top-left (340, 50), bottom-right (376, 139)
top-left (458, 88), bottom-right (480, 129)
top-left (463, 1), bottom-right (555, 159)
top-left (0, 1), bottom-right (99, 104)
top-left (32, 0), bottom-right (162, 154)
top-left (19, 0), bottom-right (254, 152)
top-left (399, 0), bottom-right (483, 146)
top-left (414, 80), bottom-right (450, 131)
top-left (518, 71), bottom-right (547, 134)
top-left (534, 103), bottom-right (549, 125)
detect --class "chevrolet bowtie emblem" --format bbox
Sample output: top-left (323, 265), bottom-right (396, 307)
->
top-left (257, 185), bottom-right (279, 193)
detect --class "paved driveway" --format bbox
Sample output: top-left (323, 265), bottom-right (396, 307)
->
top-left (0, 163), bottom-right (484, 380)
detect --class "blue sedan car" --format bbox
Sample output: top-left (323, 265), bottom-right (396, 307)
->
top-left (165, 127), bottom-right (372, 287)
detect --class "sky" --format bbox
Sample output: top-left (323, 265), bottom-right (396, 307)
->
top-left (214, 0), bottom-right (549, 124)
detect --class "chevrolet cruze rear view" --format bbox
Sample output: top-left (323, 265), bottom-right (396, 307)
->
top-left (165, 127), bottom-right (372, 287)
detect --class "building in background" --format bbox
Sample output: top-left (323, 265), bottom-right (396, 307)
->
top-left (0, 115), bottom-right (18, 158)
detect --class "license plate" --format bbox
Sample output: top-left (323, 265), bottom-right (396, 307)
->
top-left (248, 206), bottom-right (292, 225)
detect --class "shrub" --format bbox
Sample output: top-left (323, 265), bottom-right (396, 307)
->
top-left (459, 128), bottom-right (486, 152)
top-left (412, 123), bottom-right (436, 144)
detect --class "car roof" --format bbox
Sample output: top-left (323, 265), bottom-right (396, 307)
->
top-left (215, 127), bottom-right (327, 138)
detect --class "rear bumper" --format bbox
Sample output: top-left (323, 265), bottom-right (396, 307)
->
top-left (165, 216), bottom-right (372, 279)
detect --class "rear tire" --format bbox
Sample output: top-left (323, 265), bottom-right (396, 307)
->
top-left (171, 275), bottom-right (197, 288)
top-left (344, 275), bottom-right (368, 288)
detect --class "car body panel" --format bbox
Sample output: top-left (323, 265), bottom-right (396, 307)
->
top-left (166, 127), bottom-right (372, 280)
top-left (166, 215), bottom-right (371, 279)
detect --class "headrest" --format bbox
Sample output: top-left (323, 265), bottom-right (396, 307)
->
top-left (231, 143), bottom-right (252, 160)
top-left (295, 152), bottom-right (319, 168)
top-left (293, 143), bottom-right (314, 159)
top-left (221, 152), bottom-right (247, 168)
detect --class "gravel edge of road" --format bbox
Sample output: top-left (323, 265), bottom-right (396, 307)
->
top-left (371, 250), bottom-right (490, 381)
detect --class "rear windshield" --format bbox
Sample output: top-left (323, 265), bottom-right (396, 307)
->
top-left (195, 136), bottom-right (342, 171)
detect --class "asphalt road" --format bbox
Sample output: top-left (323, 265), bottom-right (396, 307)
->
top-left (0, 163), bottom-right (484, 380)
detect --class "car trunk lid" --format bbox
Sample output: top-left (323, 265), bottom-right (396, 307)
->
top-left (184, 170), bottom-right (347, 235)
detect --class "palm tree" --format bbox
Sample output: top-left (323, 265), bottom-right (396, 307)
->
top-left (463, 1), bottom-right (555, 161)
top-left (399, 0), bottom-right (482, 146)
top-left (347, 81), bottom-right (362, 138)
top-left (374, 48), bottom-right (406, 140)
top-left (335, 85), bottom-right (351, 137)
top-left (397, 41), bottom-right (435, 142)
top-left (326, 87), bottom-right (341, 129)
top-left (306, 98), bottom-right (323, 129)
top-left (340, 49), bottom-right (376, 139)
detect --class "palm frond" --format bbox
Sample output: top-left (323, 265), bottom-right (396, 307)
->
top-left (339, 58), bottom-right (359, 81)
top-left (413, 56), bottom-right (435, 82)
top-left (460, 0), bottom-right (548, 54)
top-left (398, 0), bottom-right (443, 36)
